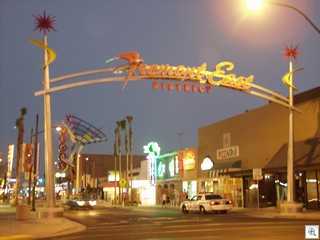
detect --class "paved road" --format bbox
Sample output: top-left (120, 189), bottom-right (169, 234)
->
top-left (39, 206), bottom-right (319, 240)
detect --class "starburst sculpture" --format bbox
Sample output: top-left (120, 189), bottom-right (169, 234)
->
top-left (33, 11), bottom-right (56, 35)
top-left (283, 44), bottom-right (300, 61)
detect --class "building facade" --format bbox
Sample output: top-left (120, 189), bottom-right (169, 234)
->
top-left (198, 87), bottom-right (320, 208)
top-left (155, 147), bottom-right (198, 206)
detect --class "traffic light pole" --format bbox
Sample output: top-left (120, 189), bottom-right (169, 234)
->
top-left (28, 129), bottom-right (33, 205)
top-left (31, 114), bottom-right (39, 211)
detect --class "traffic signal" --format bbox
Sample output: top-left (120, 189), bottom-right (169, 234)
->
top-left (22, 143), bottom-right (34, 172)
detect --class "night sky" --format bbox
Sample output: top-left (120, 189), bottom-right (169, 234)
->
top-left (1, 0), bottom-right (319, 175)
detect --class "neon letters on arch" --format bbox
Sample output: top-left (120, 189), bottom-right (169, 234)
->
top-left (107, 51), bottom-right (254, 92)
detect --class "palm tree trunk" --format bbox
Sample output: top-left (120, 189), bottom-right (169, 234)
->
top-left (116, 121), bottom-right (122, 205)
top-left (14, 107), bottom-right (27, 206)
top-left (126, 116), bottom-right (133, 205)
top-left (125, 125), bottom-right (129, 204)
top-left (114, 128), bottom-right (117, 204)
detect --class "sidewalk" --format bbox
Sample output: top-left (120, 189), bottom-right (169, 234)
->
top-left (231, 206), bottom-right (320, 219)
top-left (0, 201), bottom-right (319, 239)
top-left (0, 202), bottom-right (85, 240)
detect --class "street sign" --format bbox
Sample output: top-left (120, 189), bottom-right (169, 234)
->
top-left (119, 178), bottom-right (126, 188)
top-left (253, 168), bottom-right (263, 180)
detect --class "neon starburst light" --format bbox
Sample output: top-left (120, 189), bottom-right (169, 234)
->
top-left (33, 11), bottom-right (56, 35)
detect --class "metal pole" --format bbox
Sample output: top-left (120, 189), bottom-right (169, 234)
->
top-left (31, 114), bottom-right (39, 211)
top-left (75, 151), bottom-right (80, 195)
top-left (43, 35), bottom-right (55, 208)
top-left (28, 129), bottom-right (33, 205)
top-left (114, 155), bottom-right (117, 204)
top-left (93, 162), bottom-right (95, 198)
top-left (287, 60), bottom-right (294, 203)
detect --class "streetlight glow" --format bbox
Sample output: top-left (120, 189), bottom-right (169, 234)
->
top-left (246, 0), bottom-right (263, 11)
top-left (246, 0), bottom-right (320, 34)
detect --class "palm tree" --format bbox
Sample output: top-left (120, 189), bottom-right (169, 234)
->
top-left (116, 120), bottom-right (123, 204)
top-left (113, 128), bottom-right (118, 204)
top-left (126, 115), bottom-right (133, 204)
top-left (14, 107), bottom-right (27, 206)
top-left (122, 120), bottom-right (129, 204)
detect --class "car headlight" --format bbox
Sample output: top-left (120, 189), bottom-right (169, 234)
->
top-left (89, 200), bottom-right (97, 206)
top-left (77, 200), bottom-right (85, 206)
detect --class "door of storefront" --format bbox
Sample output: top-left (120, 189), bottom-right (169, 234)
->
top-left (306, 169), bottom-right (320, 209)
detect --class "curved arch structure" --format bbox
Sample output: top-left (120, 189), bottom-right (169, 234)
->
top-left (32, 46), bottom-right (303, 210)
top-left (34, 51), bottom-right (302, 113)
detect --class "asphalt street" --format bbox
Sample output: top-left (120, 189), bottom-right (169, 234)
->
top-left (41, 206), bottom-right (320, 240)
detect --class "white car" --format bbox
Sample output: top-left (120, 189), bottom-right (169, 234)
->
top-left (181, 193), bottom-right (233, 214)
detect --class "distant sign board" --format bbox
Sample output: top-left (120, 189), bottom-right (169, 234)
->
top-left (253, 168), bottom-right (263, 180)
top-left (217, 145), bottom-right (239, 160)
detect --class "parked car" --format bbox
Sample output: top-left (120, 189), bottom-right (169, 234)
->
top-left (180, 192), bottom-right (233, 214)
top-left (66, 194), bottom-right (97, 210)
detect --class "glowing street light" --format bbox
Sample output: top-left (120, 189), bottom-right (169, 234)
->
top-left (245, 0), bottom-right (310, 212)
top-left (245, 0), bottom-right (320, 34)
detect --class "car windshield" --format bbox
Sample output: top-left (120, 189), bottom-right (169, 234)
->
top-left (205, 195), bottom-right (222, 200)
top-left (74, 194), bottom-right (91, 200)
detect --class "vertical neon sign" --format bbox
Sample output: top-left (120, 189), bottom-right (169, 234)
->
top-left (143, 142), bottom-right (161, 186)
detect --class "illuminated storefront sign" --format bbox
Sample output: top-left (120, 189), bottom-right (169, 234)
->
top-left (144, 142), bottom-right (161, 186)
top-left (169, 156), bottom-right (180, 176)
top-left (169, 159), bottom-right (175, 176)
top-left (108, 171), bottom-right (120, 181)
top-left (217, 145), bottom-right (239, 160)
top-left (183, 152), bottom-right (196, 170)
top-left (157, 161), bottom-right (165, 177)
top-left (7, 144), bottom-right (14, 178)
top-left (175, 156), bottom-right (179, 174)
top-left (201, 156), bottom-right (214, 170)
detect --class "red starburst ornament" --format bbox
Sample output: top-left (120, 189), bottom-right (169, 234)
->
top-left (33, 11), bottom-right (56, 35)
top-left (283, 44), bottom-right (300, 62)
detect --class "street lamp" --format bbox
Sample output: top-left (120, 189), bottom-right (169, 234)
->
top-left (245, 0), bottom-right (311, 212)
top-left (84, 157), bottom-right (89, 189)
top-left (245, 0), bottom-right (320, 34)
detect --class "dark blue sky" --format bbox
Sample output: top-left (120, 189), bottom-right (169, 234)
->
top-left (0, 0), bottom-right (319, 175)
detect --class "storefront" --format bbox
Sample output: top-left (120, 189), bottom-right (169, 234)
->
top-left (197, 155), bottom-right (243, 207)
top-left (198, 87), bottom-right (320, 208)
top-left (155, 148), bottom-right (198, 205)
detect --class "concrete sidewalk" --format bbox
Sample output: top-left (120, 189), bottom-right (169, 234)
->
top-left (231, 206), bottom-right (320, 219)
top-left (0, 201), bottom-right (319, 240)
top-left (0, 203), bottom-right (85, 240)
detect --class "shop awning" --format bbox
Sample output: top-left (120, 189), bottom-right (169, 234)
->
top-left (208, 160), bottom-right (241, 178)
top-left (265, 138), bottom-right (320, 171)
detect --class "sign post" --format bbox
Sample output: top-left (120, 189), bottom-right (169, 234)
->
top-left (253, 168), bottom-right (262, 212)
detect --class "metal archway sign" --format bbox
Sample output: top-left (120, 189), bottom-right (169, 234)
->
top-left (33, 50), bottom-right (302, 113)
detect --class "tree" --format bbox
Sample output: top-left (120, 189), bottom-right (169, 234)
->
top-left (116, 121), bottom-right (123, 204)
top-left (126, 115), bottom-right (133, 204)
top-left (114, 128), bottom-right (118, 204)
top-left (14, 107), bottom-right (27, 206)
top-left (123, 119), bottom-right (129, 203)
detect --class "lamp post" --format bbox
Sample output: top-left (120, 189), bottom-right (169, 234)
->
top-left (246, 1), bottom-right (308, 212)
top-left (287, 59), bottom-right (294, 204)
top-left (246, 0), bottom-right (320, 34)
top-left (85, 157), bottom-right (88, 190)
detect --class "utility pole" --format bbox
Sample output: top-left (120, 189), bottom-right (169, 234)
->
top-left (31, 114), bottom-right (39, 211)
